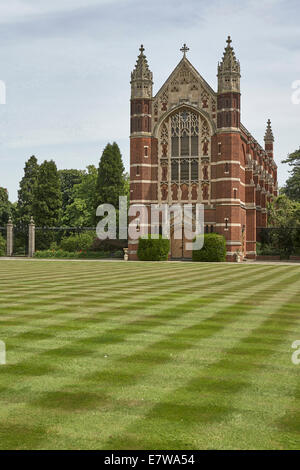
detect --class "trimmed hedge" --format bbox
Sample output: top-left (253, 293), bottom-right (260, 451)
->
top-left (34, 249), bottom-right (123, 259)
top-left (137, 235), bottom-right (170, 261)
top-left (0, 234), bottom-right (6, 256)
top-left (192, 233), bottom-right (226, 262)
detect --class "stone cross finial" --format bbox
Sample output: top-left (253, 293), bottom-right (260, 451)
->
top-left (139, 44), bottom-right (145, 54)
top-left (180, 43), bottom-right (189, 57)
top-left (227, 36), bottom-right (232, 47)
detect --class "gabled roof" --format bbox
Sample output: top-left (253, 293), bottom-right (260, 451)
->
top-left (154, 56), bottom-right (216, 99)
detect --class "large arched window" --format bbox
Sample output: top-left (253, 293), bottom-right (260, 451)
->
top-left (159, 107), bottom-right (211, 202)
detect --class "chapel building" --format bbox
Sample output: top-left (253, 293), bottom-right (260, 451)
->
top-left (128, 37), bottom-right (278, 261)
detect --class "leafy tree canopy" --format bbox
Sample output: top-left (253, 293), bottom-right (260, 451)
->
top-left (281, 148), bottom-right (300, 202)
top-left (59, 169), bottom-right (85, 213)
top-left (267, 194), bottom-right (300, 228)
top-left (62, 165), bottom-right (97, 227)
top-left (0, 187), bottom-right (12, 226)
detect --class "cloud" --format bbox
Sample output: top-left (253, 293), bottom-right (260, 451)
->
top-left (0, 1), bottom-right (119, 23)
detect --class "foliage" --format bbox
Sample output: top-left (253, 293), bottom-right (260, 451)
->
top-left (0, 234), bottom-right (6, 256)
top-left (94, 143), bottom-right (128, 225)
top-left (265, 194), bottom-right (300, 257)
top-left (60, 232), bottom-right (95, 252)
top-left (59, 169), bottom-right (85, 214)
top-left (256, 242), bottom-right (281, 256)
top-left (192, 233), bottom-right (226, 262)
top-left (16, 156), bottom-right (39, 227)
top-left (137, 235), bottom-right (170, 261)
top-left (0, 187), bottom-right (12, 227)
top-left (91, 237), bottom-right (127, 252)
top-left (281, 148), bottom-right (300, 202)
top-left (268, 194), bottom-right (300, 228)
top-left (33, 249), bottom-right (117, 259)
top-left (62, 165), bottom-right (97, 227)
top-left (32, 160), bottom-right (62, 227)
top-left (32, 160), bottom-right (62, 249)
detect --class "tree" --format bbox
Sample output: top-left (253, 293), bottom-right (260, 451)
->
top-left (268, 194), bottom-right (300, 228)
top-left (17, 156), bottom-right (39, 226)
top-left (62, 165), bottom-right (97, 227)
top-left (59, 169), bottom-right (85, 215)
top-left (94, 143), bottom-right (127, 222)
top-left (266, 194), bottom-right (300, 257)
top-left (32, 160), bottom-right (62, 249)
top-left (33, 160), bottom-right (62, 226)
top-left (282, 148), bottom-right (300, 202)
top-left (0, 187), bottom-right (12, 226)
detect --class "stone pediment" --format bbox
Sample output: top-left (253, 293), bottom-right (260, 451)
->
top-left (152, 57), bottom-right (217, 132)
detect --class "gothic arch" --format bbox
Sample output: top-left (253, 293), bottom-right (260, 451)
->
top-left (157, 106), bottom-right (213, 206)
top-left (153, 103), bottom-right (216, 138)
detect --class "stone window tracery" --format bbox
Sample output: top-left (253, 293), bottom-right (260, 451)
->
top-left (158, 108), bottom-right (211, 202)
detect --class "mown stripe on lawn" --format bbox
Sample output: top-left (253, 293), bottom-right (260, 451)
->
top-left (2, 264), bottom-right (249, 359)
top-left (27, 266), bottom-right (275, 361)
top-left (25, 268), bottom-right (291, 417)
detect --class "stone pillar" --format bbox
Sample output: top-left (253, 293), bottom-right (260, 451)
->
top-left (6, 217), bottom-right (13, 257)
top-left (28, 217), bottom-right (35, 258)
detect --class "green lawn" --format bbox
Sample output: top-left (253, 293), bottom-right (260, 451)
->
top-left (0, 260), bottom-right (299, 450)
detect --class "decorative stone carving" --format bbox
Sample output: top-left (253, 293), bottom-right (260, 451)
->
top-left (160, 88), bottom-right (169, 111)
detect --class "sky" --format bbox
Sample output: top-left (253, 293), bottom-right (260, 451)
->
top-left (0, 0), bottom-right (299, 202)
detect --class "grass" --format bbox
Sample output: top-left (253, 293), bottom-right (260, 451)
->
top-left (0, 259), bottom-right (299, 450)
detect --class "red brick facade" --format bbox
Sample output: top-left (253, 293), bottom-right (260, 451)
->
top-left (129, 40), bottom-right (278, 261)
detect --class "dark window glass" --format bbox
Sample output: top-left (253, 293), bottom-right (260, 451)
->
top-left (191, 160), bottom-right (198, 180)
top-left (172, 137), bottom-right (179, 156)
top-left (181, 160), bottom-right (189, 180)
top-left (181, 135), bottom-right (189, 156)
top-left (191, 136), bottom-right (198, 156)
top-left (171, 160), bottom-right (179, 181)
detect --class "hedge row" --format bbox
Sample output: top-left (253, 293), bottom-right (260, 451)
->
top-left (0, 234), bottom-right (6, 256)
top-left (34, 249), bottom-right (123, 259)
top-left (192, 234), bottom-right (226, 262)
top-left (137, 236), bottom-right (170, 261)
top-left (137, 234), bottom-right (226, 262)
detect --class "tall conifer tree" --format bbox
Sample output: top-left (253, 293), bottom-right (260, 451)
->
top-left (33, 160), bottom-right (62, 227)
top-left (32, 160), bottom-right (62, 248)
top-left (17, 156), bottom-right (39, 227)
top-left (94, 142), bottom-right (126, 222)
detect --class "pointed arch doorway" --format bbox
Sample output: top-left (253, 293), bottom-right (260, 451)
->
top-left (170, 221), bottom-right (193, 260)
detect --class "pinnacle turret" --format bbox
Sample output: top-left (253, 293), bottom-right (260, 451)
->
top-left (131, 45), bottom-right (153, 99)
top-left (218, 36), bottom-right (241, 93)
top-left (264, 119), bottom-right (274, 142)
